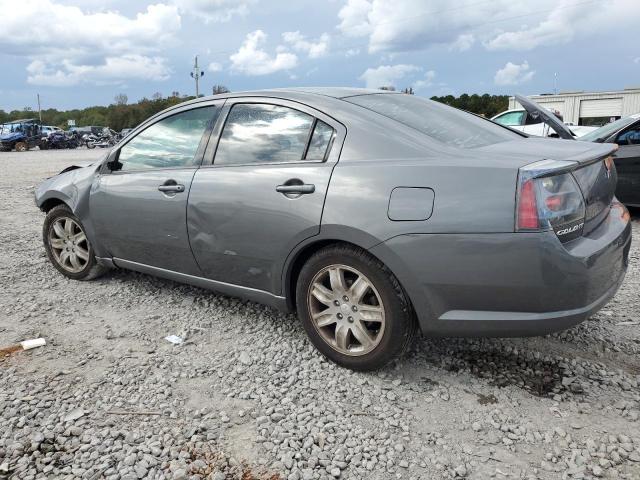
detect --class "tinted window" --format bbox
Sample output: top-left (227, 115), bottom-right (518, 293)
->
top-left (117, 107), bottom-right (214, 171)
top-left (215, 104), bottom-right (314, 165)
top-left (617, 126), bottom-right (640, 145)
top-left (495, 111), bottom-right (525, 126)
top-left (346, 94), bottom-right (518, 148)
top-left (579, 116), bottom-right (638, 142)
top-left (305, 120), bottom-right (334, 160)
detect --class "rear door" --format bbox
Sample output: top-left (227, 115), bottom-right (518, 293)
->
top-left (187, 98), bottom-right (345, 294)
top-left (613, 122), bottom-right (640, 206)
top-left (90, 103), bottom-right (221, 275)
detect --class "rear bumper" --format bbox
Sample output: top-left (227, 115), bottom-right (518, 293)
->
top-left (371, 202), bottom-right (631, 337)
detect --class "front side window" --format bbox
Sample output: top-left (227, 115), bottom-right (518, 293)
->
top-left (116, 107), bottom-right (215, 171)
top-left (495, 111), bottom-right (525, 126)
top-left (617, 126), bottom-right (640, 145)
top-left (214, 103), bottom-right (319, 166)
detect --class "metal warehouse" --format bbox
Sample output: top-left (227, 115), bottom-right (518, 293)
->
top-left (510, 88), bottom-right (640, 126)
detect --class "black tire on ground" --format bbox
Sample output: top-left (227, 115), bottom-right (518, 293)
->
top-left (15, 142), bottom-right (27, 152)
top-left (42, 204), bottom-right (107, 281)
top-left (296, 244), bottom-right (417, 371)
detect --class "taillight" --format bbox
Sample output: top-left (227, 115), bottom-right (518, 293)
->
top-left (517, 179), bottom-right (538, 229)
top-left (516, 160), bottom-right (586, 242)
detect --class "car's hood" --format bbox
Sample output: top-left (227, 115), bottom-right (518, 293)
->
top-left (0, 132), bottom-right (23, 142)
top-left (478, 137), bottom-right (617, 166)
top-left (515, 94), bottom-right (575, 140)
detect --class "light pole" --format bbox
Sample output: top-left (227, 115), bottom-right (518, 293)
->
top-left (190, 56), bottom-right (204, 97)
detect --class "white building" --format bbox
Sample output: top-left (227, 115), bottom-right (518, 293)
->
top-left (509, 88), bottom-right (640, 126)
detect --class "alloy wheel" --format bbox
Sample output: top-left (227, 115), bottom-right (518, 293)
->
top-left (48, 217), bottom-right (90, 273)
top-left (307, 264), bottom-right (385, 356)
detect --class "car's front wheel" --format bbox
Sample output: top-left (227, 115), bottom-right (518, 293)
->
top-left (296, 244), bottom-right (416, 371)
top-left (43, 205), bottom-right (106, 280)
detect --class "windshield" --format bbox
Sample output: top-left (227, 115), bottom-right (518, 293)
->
top-left (345, 94), bottom-right (519, 148)
top-left (579, 116), bottom-right (638, 142)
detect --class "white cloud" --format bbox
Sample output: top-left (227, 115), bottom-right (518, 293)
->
top-left (282, 31), bottom-right (330, 58)
top-left (230, 30), bottom-right (298, 75)
top-left (0, 0), bottom-right (180, 86)
top-left (337, 0), bottom-right (640, 53)
top-left (360, 64), bottom-right (420, 89)
top-left (413, 70), bottom-right (436, 89)
top-left (345, 48), bottom-right (361, 57)
top-left (450, 34), bottom-right (474, 52)
top-left (208, 62), bottom-right (223, 72)
top-left (172, 0), bottom-right (255, 23)
top-left (337, 0), bottom-right (373, 38)
top-left (27, 55), bottom-right (171, 86)
top-left (494, 61), bottom-right (535, 86)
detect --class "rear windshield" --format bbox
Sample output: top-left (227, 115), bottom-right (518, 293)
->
top-left (345, 94), bottom-right (519, 148)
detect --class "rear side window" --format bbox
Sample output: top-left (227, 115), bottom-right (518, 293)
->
top-left (214, 103), bottom-right (332, 166)
top-left (346, 94), bottom-right (517, 148)
top-left (117, 107), bottom-right (215, 171)
top-left (306, 120), bottom-right (334, 160)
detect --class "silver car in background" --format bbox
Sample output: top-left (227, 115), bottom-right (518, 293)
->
top-left (35, 88), bottom-right (632, 370)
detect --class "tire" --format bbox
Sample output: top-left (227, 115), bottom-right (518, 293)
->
top-left (296, 244), bottom-right (416, 371)
top-left (43, 204), bottom-right (106, 281)
top-left (15, 142), bottom-right (27, 152)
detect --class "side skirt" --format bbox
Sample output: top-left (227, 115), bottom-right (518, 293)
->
top-left (110, 258), bottom-right (289, 311)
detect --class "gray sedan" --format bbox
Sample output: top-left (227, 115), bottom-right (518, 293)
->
top-left (35, 88), bottom-right (632, 370)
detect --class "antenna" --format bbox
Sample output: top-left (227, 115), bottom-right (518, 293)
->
top-left (190, 55), bottom-right (205, 97)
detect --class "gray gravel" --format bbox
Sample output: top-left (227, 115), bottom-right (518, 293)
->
top-left (1, 149), bottom-right (639, 480)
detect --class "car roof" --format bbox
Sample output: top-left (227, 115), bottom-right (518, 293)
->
top-left (175, 87), bottom-right (398, 108)
top-left (5, 118), bottom-right (39, 124)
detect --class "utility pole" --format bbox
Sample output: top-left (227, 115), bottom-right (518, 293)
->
top-left (190, 56), bottom-right (204, 97)
top-left (37, 94), bottom-right (42, 122)
top-left (553, 72), bottom-right (558, 95)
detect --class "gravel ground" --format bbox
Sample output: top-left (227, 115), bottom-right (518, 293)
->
top-left (1, 149), bottom-right (639, 480)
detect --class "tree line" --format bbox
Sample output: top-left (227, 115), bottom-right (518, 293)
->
top-left (0, 89), bottom-right (509, 131)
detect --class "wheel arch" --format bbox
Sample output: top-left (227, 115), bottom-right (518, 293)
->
top-left (282, 227), bottom-right (421, 321)
top-left (39, 197), bottom-right (69, 213)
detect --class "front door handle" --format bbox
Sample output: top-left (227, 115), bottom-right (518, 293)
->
top-left (276, 184), bottom-right (315, 194)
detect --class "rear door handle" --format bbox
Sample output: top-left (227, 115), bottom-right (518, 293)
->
top-left (158, 183), bottom-right (185, 193)
top-left (276, 184), bottom-right (315, 194)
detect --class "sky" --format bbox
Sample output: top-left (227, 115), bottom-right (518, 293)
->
top-left (0, 0), bottom-right (639, 111)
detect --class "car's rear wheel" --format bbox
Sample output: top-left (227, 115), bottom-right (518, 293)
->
top-left (296, 244), bottom-right (416, 371)
top-left (43, 205), bottom-right (106, 281)
top-left (15, 142), bottom-right (27, 152)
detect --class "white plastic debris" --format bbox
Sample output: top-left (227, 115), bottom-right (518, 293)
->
top-left (20, 338), bottom-right (46, 350)
top-left (165, 335), bottom-right (183, 345)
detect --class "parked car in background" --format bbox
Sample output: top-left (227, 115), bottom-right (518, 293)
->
top-left (516, 95), bottom-right (640, 208)
top-left (41, 126), bottom-right (63, 137)
top-left (35, 88), bottom-right (631, 370)
top-left (492, 108), bottom-right (597, 138)
top-left (0, 119), bottom-right (42, 152)
top-left (119, 128), bottom-right (133, 138)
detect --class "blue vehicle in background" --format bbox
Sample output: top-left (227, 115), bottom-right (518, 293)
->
top-left (0, 119), bottom-right (42, 152)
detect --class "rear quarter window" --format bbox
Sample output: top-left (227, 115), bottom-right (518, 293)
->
top-left (345, 94), bottom-right (518, 149)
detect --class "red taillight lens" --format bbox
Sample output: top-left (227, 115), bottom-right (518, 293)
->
top-left (517, 179), bottom-right (539, 229)
top-left (516, 160), bottom-right (587, 242)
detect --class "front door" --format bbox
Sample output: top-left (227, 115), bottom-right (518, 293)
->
top-left (91, 104), bottom-right (219, 275)
top-left (188, 99), bottom-right (344, 294)
top-left (614, 124), bottom-right (640, 206)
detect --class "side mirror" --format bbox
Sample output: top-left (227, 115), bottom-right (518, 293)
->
top-left (104, 150), bottom-right (123, 172)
